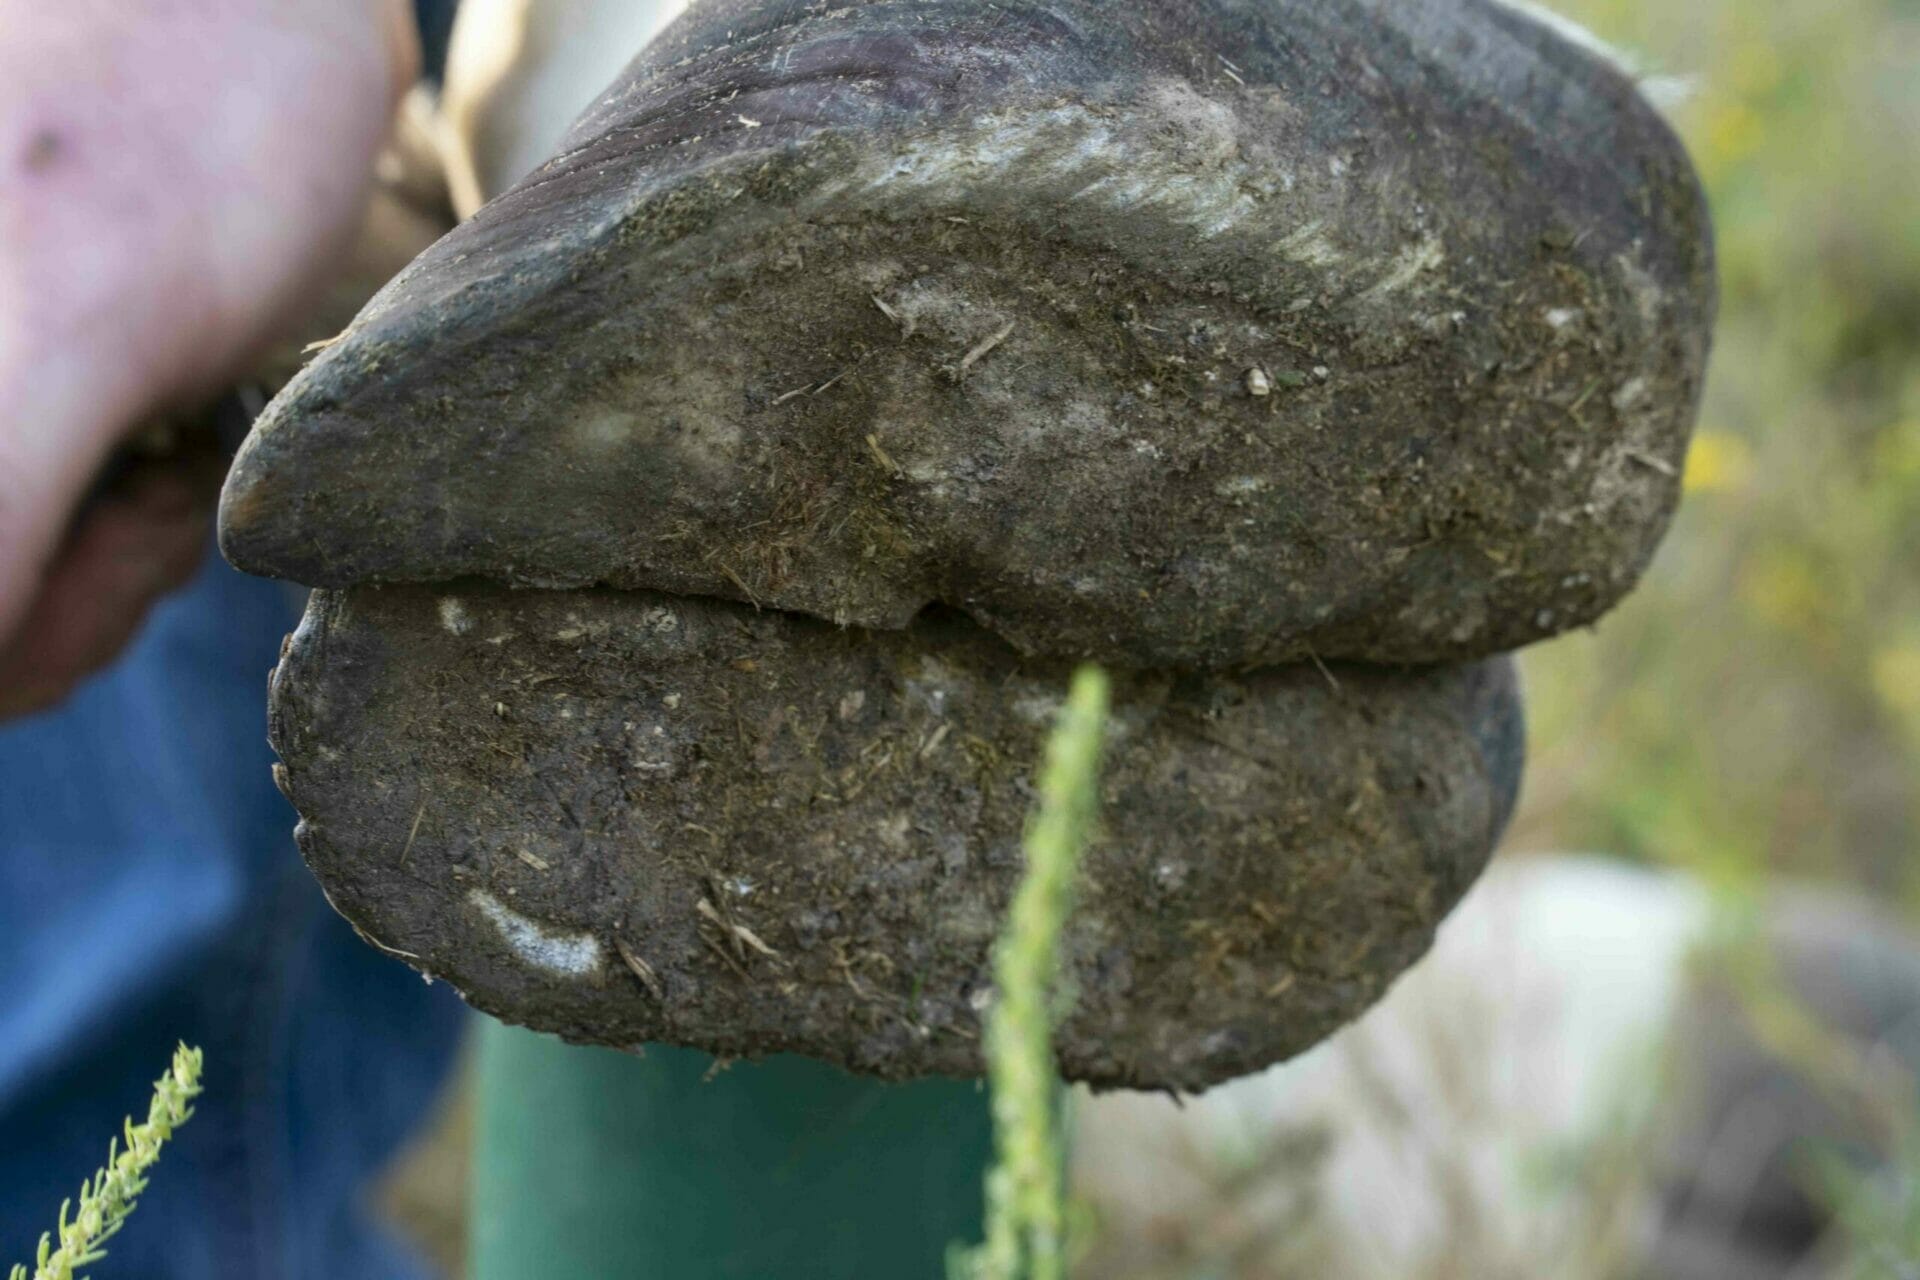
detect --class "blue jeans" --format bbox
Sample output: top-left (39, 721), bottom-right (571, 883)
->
top-left (0, 548), bottom-right (464, 1278)
top-left (415, 0), bottom-right (458, 83)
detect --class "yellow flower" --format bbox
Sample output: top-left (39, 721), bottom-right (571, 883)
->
top-left (1873, 646), bottom-right (1920, 719)
top-left (1698, 99), bottom-right (1764, 170)
top-left (1684, 430), bottom-right (1756, 494)
top-left (1740, 546), bottom-right (1828, 638)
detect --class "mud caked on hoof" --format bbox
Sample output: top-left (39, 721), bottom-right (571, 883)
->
top-left (223, 0), bottom-right (1713, 1087)
top-left (272, 585), bottom-right (1521, 1091)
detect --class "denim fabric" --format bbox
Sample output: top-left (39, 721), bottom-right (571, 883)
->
top-left (0, 547), bottom-right (464, 1278)
top-left (414, 0), bottom-right (459, 83)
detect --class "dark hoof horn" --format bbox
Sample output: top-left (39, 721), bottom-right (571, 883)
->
top-left (222, 0), bottom-right (1713, 670)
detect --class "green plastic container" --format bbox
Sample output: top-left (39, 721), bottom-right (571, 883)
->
top-left (471, 1020), bottom-right (993, 1278)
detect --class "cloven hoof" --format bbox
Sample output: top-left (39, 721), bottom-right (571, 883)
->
top-left (271, 585), bottom-right (1522, 1091)
top-left (222, 0), bottom-right (1713, 670)
top-left (222, 0), bottom-right (1714, 1088)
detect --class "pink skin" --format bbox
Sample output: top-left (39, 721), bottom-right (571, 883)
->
top-left (0, 0), bottom-right (418, 718)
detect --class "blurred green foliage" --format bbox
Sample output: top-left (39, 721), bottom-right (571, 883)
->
top-left (1517, 0), bottom-right (1920, 903)
top-left (1820, 1121), bottom-right (1920, 1280)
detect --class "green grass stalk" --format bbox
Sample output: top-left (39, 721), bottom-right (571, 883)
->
top-left (10, 1044), bottom-right (203, 1280)
top-left (955, 666), bottom-right (1111, 1280)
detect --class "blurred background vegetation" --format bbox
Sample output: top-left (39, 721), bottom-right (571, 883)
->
top-left (1514, 0), bottom-right (1920, 904)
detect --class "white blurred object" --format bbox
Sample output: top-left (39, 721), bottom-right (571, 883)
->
top-left (1075, 856), bottom-right (1707, 1278)
top-left (1073, 855), bottom-right (1920, 1280)
top-left (440, 0), bottom-right (688, 217)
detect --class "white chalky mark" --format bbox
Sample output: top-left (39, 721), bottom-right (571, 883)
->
top-left (1614, 253), bottom-right (1668, 328)
top-left (1011, 692), bottom-right (1066, 725)
top-left (1275, 220), bottom-right (1343, 268)
top-left (850, 84), bottom-right (1282, 244)
top-left (574, 409), bottom-right (638, 449)
top-left (469, 890), bottom-right (603, 977)
top-left (1611, 376), bottom-right (1650, 412)
top-left (1365, 236), bottom-right (1446, 299)
top-left (439, 597), bottom-right (475, 636)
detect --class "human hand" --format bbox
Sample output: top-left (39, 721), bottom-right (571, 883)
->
top-left (0, 0), bottom-right (418, 719)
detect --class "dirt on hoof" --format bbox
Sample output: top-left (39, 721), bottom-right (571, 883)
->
top-left (269, 584), bottom-right (1523, 1090)
top-left (222, 0), bottom-right (1713, 670)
